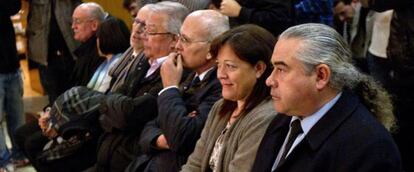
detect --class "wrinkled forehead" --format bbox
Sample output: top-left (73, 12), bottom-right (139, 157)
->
top-left (180, 17), bottom-right (206, 38)
top-left (272, 38), bottom-right (303, 62)
top-left (135, 6), bottom-right (151, 21)
top-left (146, 12), bottom-right (167, 30)
top-left (73, 6), bottom-right (91, 19)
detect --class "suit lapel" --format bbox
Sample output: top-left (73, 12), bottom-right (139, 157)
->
top-left (276, 91), bottom-right (360, 170)
top-left (124, 58), bottom-right (150, 96)
top-left (252, 114), bottom-right (291, 172)
top-left (181, 67), bottom-right (217, 97)
top-left (304, 91), bottom-right (359, 150)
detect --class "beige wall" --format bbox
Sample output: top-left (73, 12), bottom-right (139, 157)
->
top-left (85, 0), bottom-right (134, 29)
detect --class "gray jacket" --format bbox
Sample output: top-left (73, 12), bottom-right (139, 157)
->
top-left (181, 99), bottom-right (277, 172)
top-left (26, 0), bottom-right (80, 65)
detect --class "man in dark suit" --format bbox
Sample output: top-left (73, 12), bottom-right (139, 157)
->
top-left (251, 23), bottom-right (402, 172)
top-left (134, 10), bottom-right (229, 172)
top-left (95, 2), bottom-right (190, 172)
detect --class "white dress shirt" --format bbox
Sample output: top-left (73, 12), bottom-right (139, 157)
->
top-left (271, 92), bottom-right (342, 170)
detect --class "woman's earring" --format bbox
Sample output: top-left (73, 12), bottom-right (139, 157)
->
top-left (206, 53), bottom-right (212, 60)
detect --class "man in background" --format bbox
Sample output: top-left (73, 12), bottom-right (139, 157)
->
top-left (26, 0), bottom-right (80, 103)
top-left (0, 0), bottom-right (25, 170)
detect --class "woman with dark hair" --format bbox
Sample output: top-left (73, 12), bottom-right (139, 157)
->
top-left (181, 24), bottom-right (277, 172)
top-left (87, 17), bottom-right (130, 92)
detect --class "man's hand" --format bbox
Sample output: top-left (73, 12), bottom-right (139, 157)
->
top-left (38, 108), bottom-right (51, 131)
top-left (161, 52), bottom-right (183, 88)
top-left (155, 134), bottom-right (170, 150)
top-left (220, 0), bottom-right (242, 17)
top-left (43, 128), bottom-right (58, 139)
top-left (38, 108), bottom-right (58, 138)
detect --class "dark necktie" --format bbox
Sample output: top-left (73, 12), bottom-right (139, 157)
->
top-left (190, 76), bottom-right (200, 87)
top-left (280, 119), bottom-right (303, 161)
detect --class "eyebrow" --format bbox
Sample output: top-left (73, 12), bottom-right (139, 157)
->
top-left (223, 60), bottom-right (237, 63)
top-left (272, 61), bottom-right (288, 67)
top-left (180, 33), bottom-right (189, 39)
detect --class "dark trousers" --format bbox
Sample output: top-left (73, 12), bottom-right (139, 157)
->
top-left (392, 97), bottom-right (414, 172)
top-left (15, 121), bottom-right (98, 172)
top-left (39, 52), bottom-right (74, 104)
top-left (367, 53), bottom-right (391, 90)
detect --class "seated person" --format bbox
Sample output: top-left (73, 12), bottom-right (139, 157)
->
top-left (87, 17), bottom-right (130, 92)
top-left (181, 24), bottom-right (278, 172)
top-left (251, 23), bottom-right (401, 172)
top-left (13, 16), bottom-right (130, 172)
top-left (129, 10), bottom-right (229, 172)
top-left (94, 2), bottom-right (189, 171)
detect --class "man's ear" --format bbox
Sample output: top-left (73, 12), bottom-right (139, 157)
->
top-left (206, 47), bottom-right (212, 60)
top-left (91, 20), bottom-right (99, 32)
top-left (254, 61), bottom-right (267, 78)
top-left (315, 64), bottom-right (331, 90)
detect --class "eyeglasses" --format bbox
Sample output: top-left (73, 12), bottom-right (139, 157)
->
top-left (145, 32), bottom-right (174, 36)
top-left (143, 28), bottom-right (174, 36)
top-left (134, 18), bottom-right (145, 26)
top-left (177, 33), bottom-right (209, 45)
top-left (133, 18), bottom-right (146, 33)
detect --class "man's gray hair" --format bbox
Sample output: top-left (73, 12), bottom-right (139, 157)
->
top-left (189, 10), bottom-right (230, 41)
top-left (279, 23), bottom-right (396, 131)
top-left (151, 1), bottom-right (189, 34)
top-left (78, 2), bottom-right (108, 22)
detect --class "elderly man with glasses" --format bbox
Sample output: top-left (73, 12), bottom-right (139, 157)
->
top-left (13, 3), bottom-right (109, 172)
top-left (127, 10), bottom-right (229, 172)
top-left (95, 2), bottom-right (189, 172)
top-left (66, 2), bottom-right (109, 92)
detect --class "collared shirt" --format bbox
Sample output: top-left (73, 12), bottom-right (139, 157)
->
top-left (158, 67), bottom-right (214, 95)
top-left (272, 92), bottom-right (342, 170)
top-left (145, 56), bottom-right (168, 78)
top-left (109, 49), bottom-right (144, 92)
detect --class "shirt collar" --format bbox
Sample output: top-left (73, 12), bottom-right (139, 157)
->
top-left (292, 92), bottom-right (342, 135)
top-left (149, 56), bottom-right (168, 65)
top-left (195, 67), bottom-right (214, 81)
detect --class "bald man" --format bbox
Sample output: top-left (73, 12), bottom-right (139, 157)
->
top-left (130, 10), bottom-right (229, 172)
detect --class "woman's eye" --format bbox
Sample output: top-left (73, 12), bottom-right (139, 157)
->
top-left (226, 63), bottom-right (237, 69)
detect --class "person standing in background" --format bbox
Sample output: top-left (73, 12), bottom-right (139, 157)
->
top-left (211, 0), bottom-right (293, 36)
top-left (123, 0), bottom-right (140, 18)
top-left (0, 0), bottom-right (25, 171)
top-left (26, 0), bottom-right (81, 103)
top-left (366, 10), bottom-right (393, 89)
top-left (361, 0), bottom-right (414, 171)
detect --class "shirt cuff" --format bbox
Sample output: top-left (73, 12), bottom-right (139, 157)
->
top-left (158, 86), bottom-right (179, 95)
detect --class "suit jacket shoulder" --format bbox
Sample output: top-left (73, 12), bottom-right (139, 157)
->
top-left (253, 91), bottom-right (403, 172)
